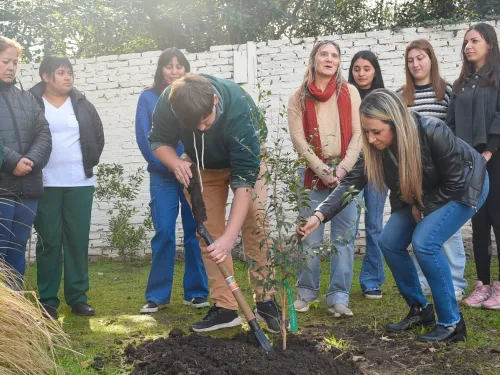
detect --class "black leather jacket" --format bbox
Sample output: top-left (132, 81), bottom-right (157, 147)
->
top-left (0, 81), bottom-right (52, 198)
top-left (317, 113), bottom-right (487, 222)
top-left (30, 82), bottom-right (105, 178)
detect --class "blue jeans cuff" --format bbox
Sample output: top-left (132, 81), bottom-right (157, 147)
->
top-left (326, 291), bottom-right (349, 307)
top-left (362, 287), bottom-right (382, 292)
top-left (146, 298), bottom-right (169, 305)
top-left (296, 286), bottom-right (319, 302)
top-left (437, 315), bottom-right (461, 327)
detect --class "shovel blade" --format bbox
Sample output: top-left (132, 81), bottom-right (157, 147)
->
top-left (248, 319), bottom-right (273, 351)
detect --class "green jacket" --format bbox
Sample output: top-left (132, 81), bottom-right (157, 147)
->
top-left (150, 74), bottom-right (265, 188)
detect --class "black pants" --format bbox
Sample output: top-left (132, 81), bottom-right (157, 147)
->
top-left (472, 150), bottom-right (500, 284)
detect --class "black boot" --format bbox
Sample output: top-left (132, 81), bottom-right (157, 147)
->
top-left (418, 314), bottom-right (467, 343)
top-left (386, 304), bottom-right (435, 333)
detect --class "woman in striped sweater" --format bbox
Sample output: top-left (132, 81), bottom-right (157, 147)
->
top-left (398, 39), bottom-right (467, 301)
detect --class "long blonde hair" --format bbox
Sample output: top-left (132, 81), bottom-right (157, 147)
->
top-left (297, 40), bottom-right (346, 111)
top-left (360, 89), bottom-right (423, 206)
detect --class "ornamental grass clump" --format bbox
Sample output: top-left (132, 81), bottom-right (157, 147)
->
top-left (0, 261), bottom-right (72, 375)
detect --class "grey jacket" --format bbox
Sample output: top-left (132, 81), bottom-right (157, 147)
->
top-left (0, 81), bottom-right (52, 198)
top-left (447, 64), bottom-right (500, 152)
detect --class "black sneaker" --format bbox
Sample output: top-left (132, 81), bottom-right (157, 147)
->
top-left (386, 304), bottom-right (435, 333)
top-left (191, 305), bottom-right (242, 332)
top-left (183, 297), bottom-right (210, 308)
top-left (418, 314), bottom-right (467, 342)
top-left (363, 290), bottom-right (383, 300)
top-left (255, 299), bottom-right (286, 334)
top-left (140, 301), bottom-right (167, 313)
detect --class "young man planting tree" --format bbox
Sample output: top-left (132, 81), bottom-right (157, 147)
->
top-left (150, 73), bottom-right (283, 333)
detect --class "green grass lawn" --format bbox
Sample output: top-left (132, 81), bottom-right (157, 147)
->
top-left (24, 257), bottom-right (500, 375)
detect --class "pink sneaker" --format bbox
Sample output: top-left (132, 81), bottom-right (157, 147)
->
top-left (483, 281), bottom-right (500, 310)
top-left (462, 281), bottom-right (491, 308)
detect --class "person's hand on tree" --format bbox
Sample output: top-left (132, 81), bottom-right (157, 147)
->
top-left (13, 158), bottom-right (33, 176)
top-left (297, 212), bottom-right (325, 240)
top-left (206, 233), bottom-right (237, 264)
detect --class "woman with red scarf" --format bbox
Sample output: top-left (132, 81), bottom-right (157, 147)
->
top-left (288, 41), bottom-right (362, 317)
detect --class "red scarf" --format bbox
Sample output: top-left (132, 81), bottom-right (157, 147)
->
top-left (302, 77), bottom-right (352, 190)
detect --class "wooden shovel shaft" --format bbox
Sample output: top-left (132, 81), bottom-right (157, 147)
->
top-left (217, 262), bottom-right (256, 321)
top-left (196, 223), bottom-right (256, 322)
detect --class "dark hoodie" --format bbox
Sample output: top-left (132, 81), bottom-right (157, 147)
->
top-left (150, 74), bottom-right (265, 189)
top-left (30, 82), bottom-right (105, 178)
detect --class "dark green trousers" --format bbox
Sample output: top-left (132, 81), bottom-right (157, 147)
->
top-left (35, 186), bottom-right (94, 308)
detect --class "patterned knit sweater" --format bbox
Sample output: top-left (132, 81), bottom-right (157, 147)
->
top-left (397, 83), bottom-right (453, 120)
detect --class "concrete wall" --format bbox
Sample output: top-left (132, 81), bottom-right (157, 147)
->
top-left (18, 20), bottom-right (499, 258)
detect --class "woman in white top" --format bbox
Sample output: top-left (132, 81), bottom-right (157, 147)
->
top-left (30, 56), bottom-right (104, 320)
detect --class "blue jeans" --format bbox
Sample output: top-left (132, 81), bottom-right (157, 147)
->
top-left (413, 230), bottom-right (467, 293)
top-left (145, 172), bottom-right (208, 304)
top-left (379, 173), bottom-right (489, 326)
top-left (0, 196), bottom-right (38, 289)
top-left (296, 169), bottom-right (360, 307)
top-left (357, 183), bottom-right (388, 293)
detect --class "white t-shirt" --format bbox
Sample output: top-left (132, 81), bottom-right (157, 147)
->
top-left (42, 97), bottom-right (95, 187)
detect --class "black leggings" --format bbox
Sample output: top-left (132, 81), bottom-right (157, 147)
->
top-left (472, 150), bottom-right (500, 285)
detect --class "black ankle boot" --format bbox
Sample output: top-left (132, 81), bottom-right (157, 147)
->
top-left (386, 304), bottom-right (435, 333)
top-left (418, 314), bottom-right (467, 342)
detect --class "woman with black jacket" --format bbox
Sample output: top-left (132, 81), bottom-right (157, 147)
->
top-left (0, 36), bottom-right (52, 288)
top-left (447, 23), bottom-right (500, 310)
top-left (29, 56), bottom-right (104, 319)
top-left (298, 89), bottom-right (488, 342)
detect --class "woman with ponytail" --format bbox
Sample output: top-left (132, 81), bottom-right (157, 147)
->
top-left (299, 89), bottom-right (489, 342)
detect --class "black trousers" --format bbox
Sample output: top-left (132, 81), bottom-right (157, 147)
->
top-left (472, 150), bottom-right (500, 284)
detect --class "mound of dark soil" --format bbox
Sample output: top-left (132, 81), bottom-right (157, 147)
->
top-left (124, 331), bottom-right (362, 375)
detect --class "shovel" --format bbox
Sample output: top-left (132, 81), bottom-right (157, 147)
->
top-left (187, 165), bottom-right (272, 351)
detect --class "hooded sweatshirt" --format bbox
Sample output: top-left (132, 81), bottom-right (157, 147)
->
top-left (149, 74), bottom-right (265, 189)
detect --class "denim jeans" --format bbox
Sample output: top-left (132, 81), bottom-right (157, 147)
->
top-left (413, 230), bottom-right (467, 293)
top-left (0, 196), bottom-right (38, 289)
top-left (296, 169), bottom-right (360, 307)
top-left (357, 183), bottom-right (388, 293)
top-left (145, 172), bottom-right (208, 304)
top-left (378, 173), bottom-right (489, 326)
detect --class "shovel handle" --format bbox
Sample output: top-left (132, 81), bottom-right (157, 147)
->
top-left (197, 224), bottom-right (256, 322)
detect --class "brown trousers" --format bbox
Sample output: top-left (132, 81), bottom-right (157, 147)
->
top-left (186, 166), bottom-right (275, 310)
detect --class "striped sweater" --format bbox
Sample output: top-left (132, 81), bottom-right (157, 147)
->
top-left (397, 83), bottom-right (453, 120)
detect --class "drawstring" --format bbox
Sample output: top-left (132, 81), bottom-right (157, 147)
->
top-left (201, 133), bottom-right (205, 170)
top-left (193, 132), bottom-right (205, 192)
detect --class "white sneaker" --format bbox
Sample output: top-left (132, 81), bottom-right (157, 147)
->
top-left (140, 301), bottom-right (167, 313)
top-left (328, 303), bottom-right (354, 318)
top-left (455, 289), bottom-right (465, 302)
top-left (293, 299), bottom-right (318, 313)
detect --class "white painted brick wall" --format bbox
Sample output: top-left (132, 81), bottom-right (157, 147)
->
top-left (19, 20), bottom-right (498, 259)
